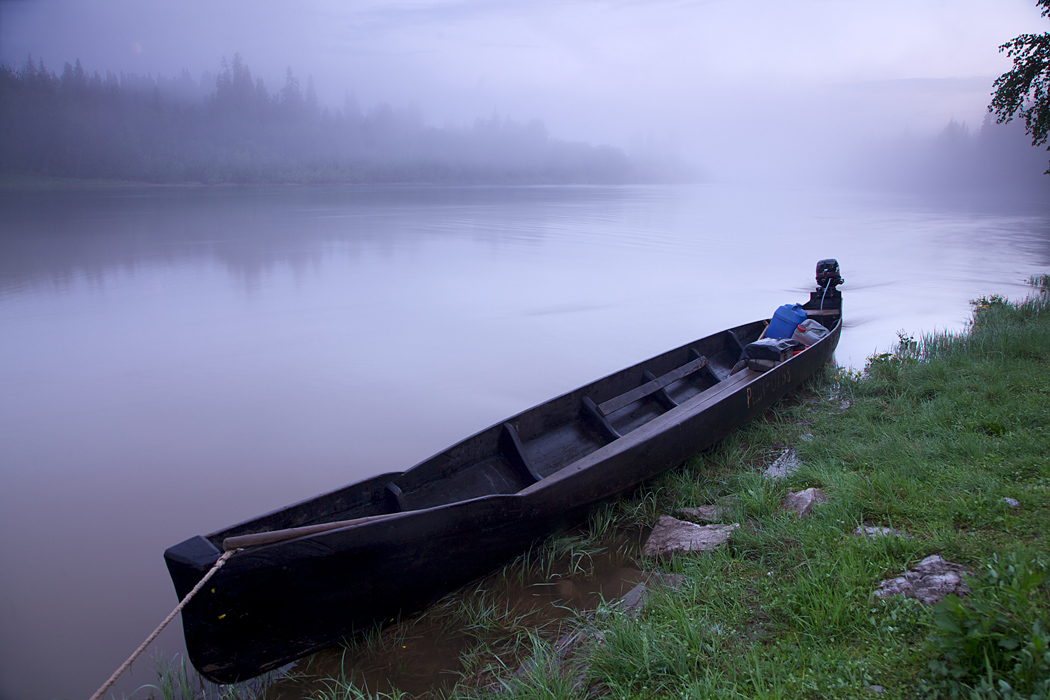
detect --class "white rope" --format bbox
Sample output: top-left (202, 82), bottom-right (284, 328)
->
top-left (88, 548), bottom-right (238, 700)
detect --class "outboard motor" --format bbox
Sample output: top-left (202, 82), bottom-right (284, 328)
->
top-left (811, 258), bottom-right (843, 311)
top-left (816, 259), bottom-right (843, 290)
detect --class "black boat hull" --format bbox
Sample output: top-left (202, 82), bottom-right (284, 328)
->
top-left (166, 291), bottom-right (842, 684)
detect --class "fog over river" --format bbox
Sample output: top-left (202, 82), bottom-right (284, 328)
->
top-left (1, 183), bottom-right (1049, 700)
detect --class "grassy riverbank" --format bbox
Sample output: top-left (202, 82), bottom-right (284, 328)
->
top-left (153, 276), bottom-right (1050, 700)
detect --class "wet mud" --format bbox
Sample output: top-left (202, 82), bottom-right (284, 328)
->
top-left (264, 529), bottom-right (648, 698)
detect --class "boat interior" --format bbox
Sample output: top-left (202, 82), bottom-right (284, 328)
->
top-left (209, 320), bottom-right (772, 546)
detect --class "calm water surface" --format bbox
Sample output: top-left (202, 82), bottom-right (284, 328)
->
top-left (1, 183), bottom-right (1048, 700)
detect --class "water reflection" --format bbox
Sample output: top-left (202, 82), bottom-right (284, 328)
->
top-left (0, 183), bottom-right (1047, 700)
top-left (0, 185), bottom-right (651, 297)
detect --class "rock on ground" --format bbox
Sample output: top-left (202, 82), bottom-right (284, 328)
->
top-left (677, 505), bottom-right (727, 523)
top-left (765, 448), bottom-right (800, 478)
top-left (617, 572), bottom-right (687, 618)
top-left (873, 555), bottom-right (970, 605)
top-left (643, 516), bottom-right (739, 557)
top-left (855, 525), bottom-right (910, 539)
top-left (782, 487), bottom-right (827, 518)
top-left (1003, 497), bottom-right (1020, 508)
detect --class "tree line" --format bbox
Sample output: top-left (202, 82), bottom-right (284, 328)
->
top-left (848, 114), bottom-right (1049, 195)
top-left (855, 0), bottom-right (1050, 197)
top-left (0, 55), bottom-right (678, 185)
top-left (990, 0), bottom-right (1050, 174)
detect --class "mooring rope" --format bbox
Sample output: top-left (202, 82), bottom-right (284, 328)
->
top-left (88, 548), bottom-right (238, 700)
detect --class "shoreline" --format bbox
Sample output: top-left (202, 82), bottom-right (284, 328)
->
top-left (0, 173), bottom-right (696, 192)
top-left (149, 276), bottom-right (1050, 699)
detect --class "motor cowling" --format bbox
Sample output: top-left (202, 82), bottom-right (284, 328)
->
top-left (816, 259), bottom-right (843, 290)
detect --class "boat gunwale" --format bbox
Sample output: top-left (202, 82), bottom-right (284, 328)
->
top-left (211, 314), bottom-right (840, 558)
top-left (199, 319), bottom-right (759, 543)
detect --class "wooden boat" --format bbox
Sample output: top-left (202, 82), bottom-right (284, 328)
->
top-left (164, 260), bottom-right (843, 684)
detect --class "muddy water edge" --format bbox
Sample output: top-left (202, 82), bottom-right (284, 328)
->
top-left (258, 526), bottom-right (650, 698)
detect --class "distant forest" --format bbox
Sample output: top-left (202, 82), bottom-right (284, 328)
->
top-left (0, 55), bottom-right (688, 185)
top-left (2, 54), bottom-right (1047, 191)
top-left (847, 115), bottom-right (1049, 196)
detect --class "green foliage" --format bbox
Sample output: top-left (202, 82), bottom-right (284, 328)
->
top-left (990, 0), bottom-right (1050, 173)
top-left (143, 655), bottom-right (199, 700)
top-left (925, 550), bottom-right (1050, 699)
top-left (863, 330), bottom-right (921, 380)
top-left (144, 653), bottom-right (266, 700)
top-left (486, 633), bottom-right (585, 700)
top-left (1032, 274), bottom-right (1050, 297)
top-left (313, 678), bottom-right (410, 700)
top-left (589, 599), bottom-right (729, 697)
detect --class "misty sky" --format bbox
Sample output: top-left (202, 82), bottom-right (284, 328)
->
top-left (1, 0), bottom-right (1046, 177)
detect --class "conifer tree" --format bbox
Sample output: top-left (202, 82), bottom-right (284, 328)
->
top-left (990, 0), bottom-right (1050, 172)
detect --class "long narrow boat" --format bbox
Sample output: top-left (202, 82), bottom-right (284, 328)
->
top-left (165, 260), bottom-right (844, 684)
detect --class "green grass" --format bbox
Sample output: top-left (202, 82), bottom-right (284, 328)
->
top-left (149, 275), bottom-right (1050, 699)
top-left (139, 653), bottom-right (275, 700)
top-left (486, 275), bottom-right (1050, 700)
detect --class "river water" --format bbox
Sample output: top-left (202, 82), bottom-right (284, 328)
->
top-left (1, 183), bottom-right (1048, 700)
